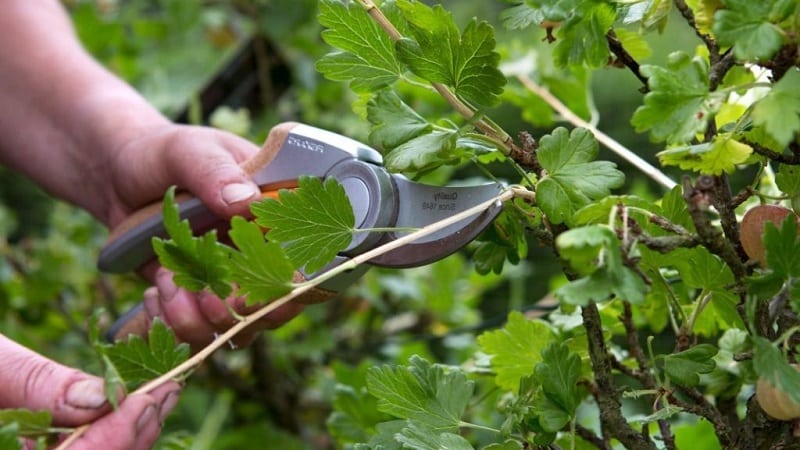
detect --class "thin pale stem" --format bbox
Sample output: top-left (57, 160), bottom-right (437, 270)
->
top-left (359, 0), bottom-right (513, 150)
top-left (516, 74), bottom-right (677, 191)
top-left (56, 187), bottom-right (520, 450)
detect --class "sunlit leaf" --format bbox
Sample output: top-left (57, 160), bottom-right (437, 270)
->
top-left (366, 356), bottom-right (473, 432)
top-left (477, 311), bottom-right (556, 391)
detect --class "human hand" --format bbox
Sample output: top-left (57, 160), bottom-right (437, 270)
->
top-left (104, 124), bottom-right (309, 349)
top-left (0, 335), bottom-right (180, 450)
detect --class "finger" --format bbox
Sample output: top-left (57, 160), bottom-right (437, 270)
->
top-left (153, 270), bottom-right (218, 349)
top-left (163, 128), bottom-right (261, 218)
top-left (152, 269), bottom-right (307, 349)
top-left (67, 382), bottom-right (180, 450)
top-left (0, 335), bottom-right (111, 426)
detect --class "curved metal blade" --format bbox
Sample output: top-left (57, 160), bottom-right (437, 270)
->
top-left (366, 177), bottom-right (505, 268)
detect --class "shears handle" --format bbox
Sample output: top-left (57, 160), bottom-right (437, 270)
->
top-left (100, 122), bottom-right (330, 342)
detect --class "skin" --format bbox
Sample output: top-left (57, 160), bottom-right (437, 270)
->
top-left (0, 1), bottom-right (305, 447)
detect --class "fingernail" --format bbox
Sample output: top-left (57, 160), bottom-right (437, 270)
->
top-left (143, 287), bottom-right (162, 318)
top-left (156, 270), bottom-right (178, 303)
top-left (221, 183), bottom-right (259, 205)
top-left (65, 379), bottom-right (107, 409)
top-left (159, 391), bottom-right (180, 422)
top-left (135, 405), bottom-right (157, 432)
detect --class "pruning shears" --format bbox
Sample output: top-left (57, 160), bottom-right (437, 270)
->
top-left (98, 122), bottom-right (504, 341)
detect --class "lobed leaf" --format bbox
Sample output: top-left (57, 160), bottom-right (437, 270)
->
top-left (0, 410), bottom-right (51, 437)
top-left (366, 89), bottom-right (431, 150)
top-left (394, 0), bottom-right (506, 106)
top-left (102, 318), bottom-right (190, 388)
top-left (535, 342), bottom-right (583, 420)
top-left (752, 70), bottom-right (800, 148)
top-left (152, 186), bottom-right (232, 298)
top-left (366, 356), bottom-right (473, 432)
top-left (553, 2), bottom-right (616, 68)
top-left (763, 217), bottom-right (800, 279)
top-left (660, 344), bottom-right (718, 387)
top-left (712, 0), bottom-right (791, 61)
top-left (227, 217), bottom-right (295, 305)
top-left (396, 422), bottom-right (473, 450)
top-left (477, 311), bottom-right (556, 391)
top-left (252, 176), bottom-right (355, 274)
top-left (657, 135), bottom-right (752, 175)
top-left (535, 127), bottom-right (625, 226)
top-left (631, 53), bottom-right (720, 144)
top-left (317, 0), bottom-right (403, 92)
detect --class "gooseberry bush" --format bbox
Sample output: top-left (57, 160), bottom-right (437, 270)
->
top-left (4, 0), bottom-right (800, 449)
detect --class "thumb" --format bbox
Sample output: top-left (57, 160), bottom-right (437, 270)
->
top-left (165, 130), bottom-right (261, 219)
top-left (0, 335), bottom-right (111, 426)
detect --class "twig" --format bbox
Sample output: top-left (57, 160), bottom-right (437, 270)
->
top-left (516, 74), bottom-right (677, 191)
top-left (583, 302), bottom-right (657, 450)
top-left (357, 0), bottom-right (513, 149)
top-left (605, 30), bottom-right (648, 89)
top-left (56, 187), bottom-right (520, 449)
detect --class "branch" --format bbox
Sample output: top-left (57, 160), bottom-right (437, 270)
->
top-left (673, 0), bottom-right (718, 55)
top-left (516, 74), bottom-right (677, 191)
top-left (605, 30), bottom-right (648, 89)
top-left (747, 139), bottom-right (800, 164)
top-left (583, 302), bottom-right (657, 450)
top-left (357, 0), bottom-right (513, 150)
top-left (56, 187), bottom-right (521, 449)
top-left (682, 177), bottom-right (747, 282)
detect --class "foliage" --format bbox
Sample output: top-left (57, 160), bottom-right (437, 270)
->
top-left (3, 0), bottom-right (800, 449)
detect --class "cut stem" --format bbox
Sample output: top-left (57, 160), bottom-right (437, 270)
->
top-left (56, 186), bottom-right (519, 450)
top-left (516, 74), bottom-right (677, 191)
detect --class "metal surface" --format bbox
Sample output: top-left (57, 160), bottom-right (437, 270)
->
top-left (99, 124), bottom-right (504, 278)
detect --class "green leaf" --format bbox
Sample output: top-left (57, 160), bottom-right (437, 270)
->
top-left (253, 176), bottom-right (355, 274)
top-left (657, 135), bottom-right (752, 175)
top-left (752, 70), bottom-right (800, 148)
top-left (556, 224), bottom-right (617, 276)
top-left (383, 129), bottom-right (458, 172)
top-left (152, 186), bottom-right (232, 298)
top-left (536, 128), bottom-right (625, 226)
top-left (227, 217), bottom-right (295, 305)
top-left (500, 3), bottom-right (543, 30)
top-left (632, 53), bottom-right (720, 144)
top-left (366, 356), bottom-right (473, 432)
top-left (0, 424), bottom-right (21, 450)
top-left (553, 2), bottom-right (616, 68)
top-left (554, 265), bottom-right (647, 306)
top-left (102, 318), bottom-right (190, 387)
top-left (317, 0), bottom-right (403, 92)
top-left (670, 247), bottom-right (733, 290)
top-left (327, 384), bottom-right (388, 444)
top-left (752, 336), bottom-right (800, 406)
top-left (713, 0), bottom-right (788, 61)
top-left (484, 441), bottom-right (523, 450)
top-left (396, 422), bottom-right (473, 450)
top-left (0, 410), bottom-right (51, 437)
top-left (573, 195), bottom-right (661, 226)
top-left (395, 0), bottom-right (506, 106)
top-left (367, 90), bottom-right (432, 150)
top-left (763, 217), bottom-right (800, 279)
top-left (776, 163), bottom-right (800, 198)
top-left (660, 344), bottom-right (718, 387)
top-left (476, 311), bottom-right (556, 391)
top-left (534, 342), bottom-right (582, 424)
top-left (101, 354), bottom-right (124, 409)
